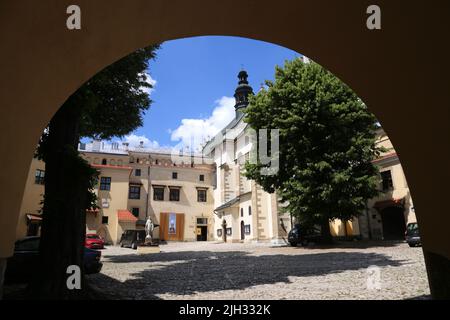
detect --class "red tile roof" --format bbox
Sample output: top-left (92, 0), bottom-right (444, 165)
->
top-left (117, 210), bottom-right (138, 222)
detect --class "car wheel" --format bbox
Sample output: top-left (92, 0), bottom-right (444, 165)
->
top-left (120, 242), bottom-right (124, 248)
top-left (289, 241), bottom-right (298, 247)
top-left (131, 242), bottom-right (137, 250)
top-left (408, 243), bottom-right (415, 247)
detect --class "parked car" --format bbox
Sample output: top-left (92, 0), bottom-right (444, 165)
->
top-left (405, 222), bottom-right (421, 247)
top-left (5, 236), bottom-right (102, 283)
top-left (120, 230), bottom-right (147, 249)
top-left (288, 224), bottom-right (322, 247)
top-left (85, 233), bottom-right (105, 249)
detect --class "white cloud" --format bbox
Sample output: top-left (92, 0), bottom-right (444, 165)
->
top-left (170, 96), bottom-right (235, 151)
top-left (121, 134), bottom-right (160, 149)
top-left (139, 72), bottom-right (157, 95)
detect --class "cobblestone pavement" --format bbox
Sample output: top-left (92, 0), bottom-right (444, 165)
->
top-left (87, 241), bottom-right (430, 300)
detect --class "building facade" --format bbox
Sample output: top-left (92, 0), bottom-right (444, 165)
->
top-left (203, 70), bottom-right (292, 244)
top-left (357, 127), bottom-right (416, 240)
top-left (16, 145), bottom-right (216, 245)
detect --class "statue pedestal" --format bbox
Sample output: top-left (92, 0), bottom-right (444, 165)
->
top-left (137, 245), bottom-right (160, 255)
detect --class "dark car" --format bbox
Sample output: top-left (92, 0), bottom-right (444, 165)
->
top-left (5, 237), bottom-right (102, 283)
top-left (288, 224), bottom-right (322, 247)
top-left (405, 222), bottom-right (421, 247)
top-left (120, 230), bottom-right (147, 249)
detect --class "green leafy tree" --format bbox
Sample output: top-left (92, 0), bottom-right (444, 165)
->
top-left (30, 45), bottom-right (159, 299)
top-left (244, 59), bottom-right (382, 242)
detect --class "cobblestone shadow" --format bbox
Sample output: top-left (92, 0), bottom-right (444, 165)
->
top-left (87, 250), bottom-right (406, 299)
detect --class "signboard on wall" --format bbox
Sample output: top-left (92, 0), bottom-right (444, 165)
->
top-left (168, 213), bottom-right (177, 234)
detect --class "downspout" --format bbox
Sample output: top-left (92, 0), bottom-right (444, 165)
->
top-left (145, 155), bottom-right (151, 219)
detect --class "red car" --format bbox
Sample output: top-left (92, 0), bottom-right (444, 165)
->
top-left (85, 234), bottom-right (105, 249)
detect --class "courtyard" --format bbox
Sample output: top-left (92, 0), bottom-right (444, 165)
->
top-left (86, 241), bottom-right (430, 300)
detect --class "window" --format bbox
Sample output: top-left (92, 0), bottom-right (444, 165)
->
top-left (381, 170), bottom-right (394, 191)
top-left (197, 189), bottom-right (207, 202)
top-left (199, 174), bottom-right (205, 181)
top-left (217, 229), bottom-right (223, 237)
top-left (172, 172), bottom-right (178, 179)
top-left (169, 188), bottom-right (180, 201)
top-left (197, 218), bottom-right (208, 225)
top-left (155, 159), bottom-right (159, 165)
top-left (244, 225), bottom-right (251, 235)
top-left (240, 208), bottom-right (244, 217)
top-left (102, 216), bottom-right (109, 224)
top-left (129, 185), bottom-right (141, 199)
top-left (135, 169), bottom-right (141, 176)
top-left (226, 228), bottom-right (232, 236)
top-left (245, 135), bottom-right (250, 145)
top-left (79, 142), bottom-right (86, 150)
top-left (131, 208), bottom-right (139, 218)
top-left (35, 169), bottom-right (45, 185)
top-left (248, 206), bottom-right (252, 216)
top-left (101, 159), bottom-right (107, 165)
top-left (100, 177), bottom-right (111, 191)
top-left (153, 187), bottom-right (164, 201)
top-left (234, 138), bottom-right (238, 160)
top-left (129, 156), bottom-right (134, 163)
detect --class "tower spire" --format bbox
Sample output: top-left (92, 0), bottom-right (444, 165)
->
top-left (233, 69), bottom-right (253, 117)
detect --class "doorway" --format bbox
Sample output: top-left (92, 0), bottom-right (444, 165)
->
top-left (197, 226), bottom-right (208, 241)
top-left (381, 206), bottom-right (406, 240)
top-left (240, 221), bottom-right (245, 240)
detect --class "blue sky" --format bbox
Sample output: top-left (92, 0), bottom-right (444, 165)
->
top-left (112, 36), bottom-right (301, 150)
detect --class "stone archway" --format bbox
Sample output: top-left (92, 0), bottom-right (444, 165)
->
top-left (0, 0), bottom-right (449, 298)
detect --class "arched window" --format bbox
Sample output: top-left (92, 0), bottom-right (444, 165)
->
top-left (102, 159), bottom-right (107, 165)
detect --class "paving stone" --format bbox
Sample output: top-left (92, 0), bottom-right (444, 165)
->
top-left (86, 241), bottom-right (431, 300)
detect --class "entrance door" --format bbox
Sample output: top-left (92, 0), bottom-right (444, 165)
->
top-left (160, 212), bottom-right (185, 241)
top-left (197, 226), bottom-right (207, 241)
top-left (240, 221), bottom-right (245, 240)
top-left (381, 206), bottom-right (406, 240)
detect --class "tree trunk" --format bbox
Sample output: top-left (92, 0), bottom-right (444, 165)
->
top-left (321, 218), bottom-right (333, 244)
top-left (28, 100), bottom-right (89, 299)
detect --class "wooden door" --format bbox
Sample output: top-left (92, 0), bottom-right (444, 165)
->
top-left (159, 212), bottom-right (184, 241)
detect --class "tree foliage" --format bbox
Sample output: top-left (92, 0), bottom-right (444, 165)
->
top-left (244, 59), bottom-right (382, 236)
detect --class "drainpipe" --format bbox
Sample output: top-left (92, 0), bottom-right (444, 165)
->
top-left (145, 155), bottom-right (151, 219)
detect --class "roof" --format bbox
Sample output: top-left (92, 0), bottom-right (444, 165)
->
top-left (203, 113), bottom-right (247, 151)
top-left (117, 210), bottom-right (138, 222)
top-left (214, 196), bottom-right (240, 212)
top-left (372, 152), bottom-right (398, 163)
top-left (26, 214), bottom-right (42, 221)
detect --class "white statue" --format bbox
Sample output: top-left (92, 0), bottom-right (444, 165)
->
top-left (145, 216), bottom-right (154, 243)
